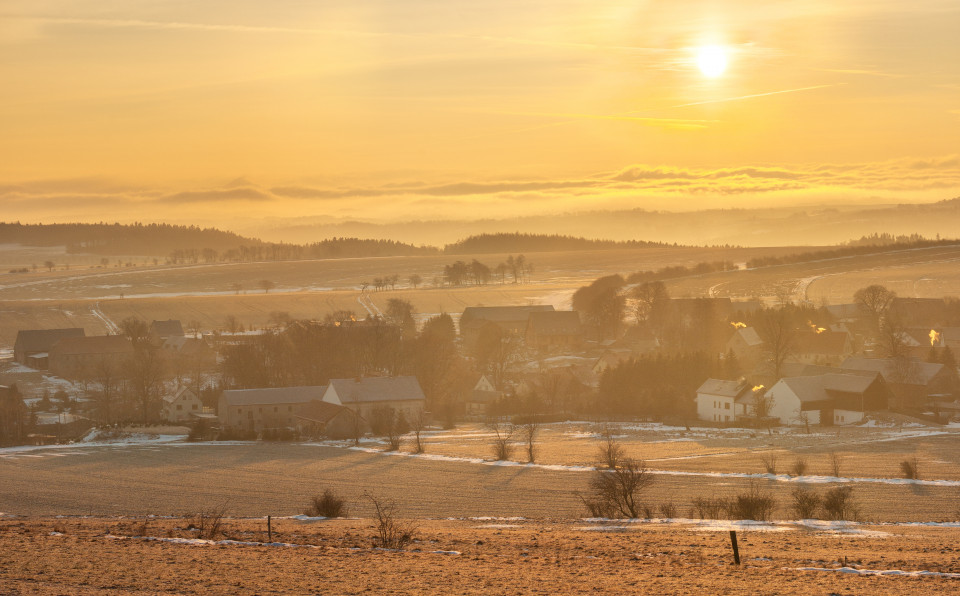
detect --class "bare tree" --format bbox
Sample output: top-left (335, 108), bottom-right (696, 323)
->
top-left (258, 279), bottom-right (275, 294)
top-left (579, 458), bottom-right (654, 519)
top-left (488, 421), bottom-right (514, 461)
top-left (854, 284), bottom-right (896, 331)
top-left (518, 416), bottom-right (541, 463)
top-left (408, 274), bottom-right (422, 289)
top-left (410, 409), bottom-right (427, 454)
top-left (231, 282), bottom-right (243, 295)
top-left (187, 320), bottom-right (202, 339)
top-left (756, 308), bottom-right (796, 381)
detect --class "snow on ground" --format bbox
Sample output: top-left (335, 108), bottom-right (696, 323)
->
top-left (580, 518), bottom-right (892, 536)
top-left (794, 566), bottom-right (960, 579)
top-left (0, 433), bottom-right (186, 456)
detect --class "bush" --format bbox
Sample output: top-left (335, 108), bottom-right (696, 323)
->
top-left (578, 458), bottom-right (654, 519)
top-left (900, 458), bottom-right (920, 480)
top-left (185, 503), bottom-right (228, 539)
top-left (726, 483), bottom-right (776, 521)
top-left (759, 453), bottom-right (778, 475)
top-left (791, 458), bottom-right (808, 477)
top-left (597, 426), bottom-right (625, 470)
top-left (791, 487), bottom-right (821, 519)
top-left (692, 497), bottom-right (727, 520)
top-left (489, 422), bottom-right (514, 461)
top-left (658, 502), bottom-right (677, 519)
top-left (821, 486), bottom-right (859, 521)
top-left (305, 489), bottom-right (349, 518)
top-left (366, 493), bottom-right (416, 549)
top-left (828, 452), bottom-right (844, 477)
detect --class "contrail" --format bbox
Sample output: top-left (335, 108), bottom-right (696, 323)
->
top-left (671, 84), bottom-right (839, 108)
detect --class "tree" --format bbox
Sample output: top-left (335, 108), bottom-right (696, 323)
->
top-left (631, 281), bottom-right (669, 325)
top-left (573, 275), bottom-right (626, 340)
top-left (44, 260), bottom-right (55, 272)
top-left (755, 307), bottom-right (796, 381)
top-left (258, 279), bottom-right (275, 294)
top-left (518, 416), bottom-right (541, 463)
top-left (474, 323), bottom-right (521, 389)
top-left (488, 421), bottom-right (514, 460)
top-left (187, 320), bottom-right (202, 339)
top-left (120, 317), bottom-right (150, 345)
top-left (408, 274), bottom-right (422, 290)
top-left (124, 345), bottom-right (166, 423)
top-left (854, 284), bottom-right (896, 330)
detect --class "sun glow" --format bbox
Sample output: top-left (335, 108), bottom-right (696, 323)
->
top-left (696, 45), bottom-right (728, 78)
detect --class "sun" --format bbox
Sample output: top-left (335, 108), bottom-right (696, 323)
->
top-left (696, 45), bottom-right (728, 78)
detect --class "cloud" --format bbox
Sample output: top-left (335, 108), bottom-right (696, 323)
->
top-left (159, 187), bottom-right (273, 203)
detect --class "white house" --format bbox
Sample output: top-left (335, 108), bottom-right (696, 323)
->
top-left (695, 379), bottom-right (753, 423)
top-left (161, 387), bottom-right (204, 423)
top-left (763, 373), bottom-right (889, 426)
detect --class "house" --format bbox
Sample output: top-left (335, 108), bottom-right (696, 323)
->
top-left (149, 319), bottom-right (184, 342)
top-left (463, 375), bottom-right (502, 416)
top-left (323, 376), bottom-right (426, 421)
top-left (726, 327), bottom-right (764, 368)
top-left (218, 385), bottom-right (327, 432)
top-left (695, 378), bottom-right (753, 423)
top-left (763, 373), bottom-right (889, 426)
top-left (13, 328), bottom-right (85, 367)
top-left (792, 330), bottom-right (853, 366)
top-left (459, 305), bottom-right (554, 349)
top-left (161, 387), bottom-right (205, 423)
top-left (48, 335), bottom-right (134, 379)
top-left (841, 357), bottom-right (951, 409)
top-left (824, 304), bottom-right (861, 323)
top-left (296, 400), bottom-right (367, 439)
top-left (524, 310), bottom-right (584, 353)
top-left (890, 298), bottom-right (947, 327)
top-left (160, 336), bottom-right (217, 370)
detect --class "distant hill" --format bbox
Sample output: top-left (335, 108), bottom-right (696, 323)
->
top-left (0, 222), bottom-right (436, 261)
top-left (443, 233), bottom-right (670, 254)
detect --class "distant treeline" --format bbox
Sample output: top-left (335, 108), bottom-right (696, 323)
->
top-left (746, 235), bottom-right (960, 269)
top-left (0, 222), bottom-right (259, 255)
top-left (444, 233), bottom-right (669, 254)
top-left (627, 261), bottom-right (738, 284)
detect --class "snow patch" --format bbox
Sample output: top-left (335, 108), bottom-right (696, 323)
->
top-left (795, 566), bottom-right (960, 579)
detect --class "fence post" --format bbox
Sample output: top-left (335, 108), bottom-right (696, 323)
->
top-left (267, 515), bottom-right (272, 542)
top-left (729, 530), bottom-right (740, 565)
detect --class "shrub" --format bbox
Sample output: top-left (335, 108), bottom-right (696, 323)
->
top-left (759, 453), bottom-right (778, 475)
top-left (658, 502), bottom-right (677, 519)
top-left (579, 458), bottom-right (654, 519)
top-left (597, 426), bottom-right (625, 470)
top-left (489, 422), bottom-right (514, 461)
top-left (366, 493), bottom-right (416, 549)
top-left (828, 452), bottom-right (844, 477)
top-left (305, 489), bottom-right (349, 518)
top-left (185, 503), bottom-right (228, 539)
top-left (900, 458), bottom-right (920, 480)
top-left (791, 457), bottom-right (808, 477)
top-left (791, 487), bottom-right (821, 519)
top-left (692, 497), bottom-right (727, 520)
top-left (820, 486), bottom-right (859, 521)
top-left (726, 483), bottom-right (776, 521)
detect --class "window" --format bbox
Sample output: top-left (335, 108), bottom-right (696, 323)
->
top-left (176, 404), bottom-right (182, 411)
top-left (192, 404), bottom-right (198, 410)
top-left (724, 402), bottom-right (730, 410)
top-left (724, 415), bottom-right (730, 422)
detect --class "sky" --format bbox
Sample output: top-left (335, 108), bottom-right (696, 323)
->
top-left (1, 0), bottom-right (958, 227)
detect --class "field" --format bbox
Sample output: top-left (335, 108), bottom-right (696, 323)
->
top-left (2, 516), bottom-right (960, 594)
top-left (3, 243), bottom-right (960, 349)
top-left (3, 424), bottom-right (960, 594)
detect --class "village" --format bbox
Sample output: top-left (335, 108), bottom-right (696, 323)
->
top-left (2, 275), bottom-right (958, 448)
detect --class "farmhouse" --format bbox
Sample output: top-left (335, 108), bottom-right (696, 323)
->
top-left (149, 319), bottom-right (184, 342)
top-left (160, 387), bottom-right (204, 423)
top-left (725, 327), bottom-right (764, 368)
top-left (13, 328), bottom-right (85, 368)
top-left (219, 385), bottom-right (327, 433)
top-left (322, 376), bottom-right (426, 421)
top-left (296, 400), bottom-right (366, 440)
top-left (841, 357), bottom-right (951, 408)
top-left (459, 305), bottom-right (554, 348)
top-left (791, 330), bottom-right (853, 366)
top-left (763, 373), bottom-right (889, 426)
top-left (524, 310), bottom-right (584, 353)
top-left (695, 378), bottom-right (753, 422)
top-left (48, 335), bottom-right (134, 379)
top-left (463, 375), bottom-right (502, 416)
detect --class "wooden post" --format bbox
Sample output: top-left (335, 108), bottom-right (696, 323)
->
top-left (267, 515), bottom-right (272, 542)
top-left (729, 530), bottom-right (740, 565)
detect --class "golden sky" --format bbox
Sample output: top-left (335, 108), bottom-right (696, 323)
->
top-left (1, 0), bottom-right (958, 226)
